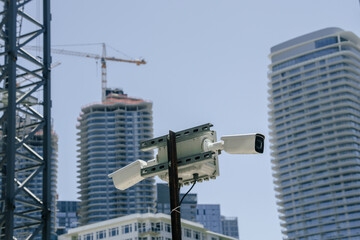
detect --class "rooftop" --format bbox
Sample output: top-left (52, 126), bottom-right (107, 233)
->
top-left (80, 88), bottom-right (151, 111)
top-left (270, 27), bottom-right (343, 53)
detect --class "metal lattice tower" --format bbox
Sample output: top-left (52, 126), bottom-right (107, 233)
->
top-left (0, 0), bottom-right (52, 239)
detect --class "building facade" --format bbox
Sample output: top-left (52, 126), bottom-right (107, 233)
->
top-left (268, 27), bottom-right (360, 239)
top-left (221, 216), bottom-right (239, 239)
top-left (196, 205), bottom-right (222, 235)
top-left (156, 183), bottom-right (239, 238)
top-left (58, 213), bottom-right (237, 240)
top-left (156, 183), bottom-right (198, 222)
top-left (77, 89), bottom-right (156, 225)
top-left (56, 201), bottom-right (81, 235)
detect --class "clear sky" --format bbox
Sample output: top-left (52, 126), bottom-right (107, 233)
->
top-left (48, 1), bottom-right (360, 239)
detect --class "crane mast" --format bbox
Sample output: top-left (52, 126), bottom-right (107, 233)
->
top-left (0, 0), bottom-right (52, 239)
top-left (101, 43), bottom-right (107, 102)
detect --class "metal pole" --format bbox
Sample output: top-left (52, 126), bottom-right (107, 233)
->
top-left (167, 130), bottom-right (182, 240)
top-left (4, 0), bottom-right (18, 238)
top-left (42, 0), bottom-right (52, 238)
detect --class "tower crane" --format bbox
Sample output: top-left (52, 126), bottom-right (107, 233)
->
top-left (25, 43), bottom-right (146, 101)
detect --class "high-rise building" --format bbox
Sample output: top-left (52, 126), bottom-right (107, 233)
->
top-left (268, 27), bottom-right (360, 239)
top-left (156, 183), bottom-right (239, 237)
top-left (156, 183), bottom-right (197, 222)
top-left (221, 216), bottom-right (239, 239)
top-left (196, 204), bottom-right (222, 235)
top-left (56, 200), bottom-right (80, 235)
top-left (77, 89), bottom-right (156, 225)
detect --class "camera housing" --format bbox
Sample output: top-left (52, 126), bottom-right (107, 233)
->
top-left (221, 133), bottom-right (265, 154)
top-left (108, 160), bottom-right (147, 190)
top-left (203, 133), bottom-right (265, 154)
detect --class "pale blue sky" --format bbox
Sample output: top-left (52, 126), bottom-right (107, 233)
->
top-left (50, 1), bottom-right (360, 239)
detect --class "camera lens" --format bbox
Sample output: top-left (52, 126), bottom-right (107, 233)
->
top-left (255, 135), bottom-right (264, 153)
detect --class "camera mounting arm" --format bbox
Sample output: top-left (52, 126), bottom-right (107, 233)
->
top-left (203, 133), bottom-right (265, 154)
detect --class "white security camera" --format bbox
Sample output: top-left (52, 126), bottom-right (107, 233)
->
top-left (108, 160), bottom-right (147, 190)
top-left (203, 133), bottom-right (265, 154)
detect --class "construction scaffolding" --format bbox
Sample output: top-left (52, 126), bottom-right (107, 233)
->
top-left (0, 0), bottom-right (52, 239)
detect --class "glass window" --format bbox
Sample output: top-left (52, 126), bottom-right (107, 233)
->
top-left (96, 230), bottom-right (106, 240)
top-left (156, 222), bottom-right (163, 232)
top-left (83, 233), bottom-right (93, 240)
top-left (122, 224), bottom-right (132, 234)
top-left (184, 228), bottom-right (192, 238)
top-left (273, 47), bottom-right (339, 71)
top-left (304, 62), bottom-right (316, 69)
top-left (193, 231), bottom-right (201, 240)
top-left (109, 227), bottom-right (119, 237)
top-left (165, 223), bottom-right (171, 233)
top-left (315, 37), bottom-right (338, 48)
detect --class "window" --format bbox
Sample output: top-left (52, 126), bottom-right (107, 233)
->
top-left (273, 47), bottom-right (339, 71)
top-left (304, 62), bottom-right (315, 69)
top-left (315, 37), bottom-right (337, 48)
top-left (139, 222), bottom-right (146, 233)
top-left (96, 230), bottom-right (106, 240)
top-left (184, 228), bottom-right (192, 238)
top-left (193, 231), bottom-right (201, 240)
top-left (109, 227), bottom-right (119, 237)
top-left (122, 224), bottom-right (132, 234)
top-left (165, 223), bottom-right (171, 233)
top-left (155, 222), bottom-right (163, 232)
top-left (83, 233), bottom-right (93, 240)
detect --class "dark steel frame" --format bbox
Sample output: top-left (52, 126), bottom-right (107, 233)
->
top-left (167, 131), bottom-right (181, 240)
top-left (0, 0), bottom-right (52, 239)
top-left (140, 124), bottom-right (215, 240)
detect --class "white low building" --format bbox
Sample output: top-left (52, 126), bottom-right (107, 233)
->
top-left (59, 213), bottom-right (237, 240)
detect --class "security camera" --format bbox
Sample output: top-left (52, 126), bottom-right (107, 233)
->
top-left (109, 123), bottom-right (265, 191)
top-left (108, 160), bottom-right (147, 190)
top-left (203, 133), bottom-right (265, 154)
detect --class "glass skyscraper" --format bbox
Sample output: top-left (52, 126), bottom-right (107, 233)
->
top-left (268, 28), bottom-right (360, 239)
top-left (156, 183), bottom-right (198, 222)
top-left (77, 89), bottom-right (156, 225)
top-left (56, 200), bottom-right (80, 235)
top-left (196, 204), bottom-right (222, 235)
top-left (155, 183), bottom-right (239, 238)
top-left (221, 216), bottom-right (239, 239)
